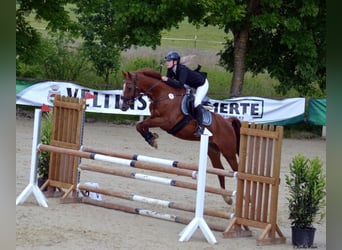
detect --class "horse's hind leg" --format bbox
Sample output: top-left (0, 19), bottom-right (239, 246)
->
top-left (220, 145), bottom-right (239, 172)
top-left (208, 144), bottom-right (225, 188)
top-left (208, 144), bottom-right (233, 205)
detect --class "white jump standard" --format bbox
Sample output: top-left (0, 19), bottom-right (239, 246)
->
top-left (16, 109), bottom-right (48, 207)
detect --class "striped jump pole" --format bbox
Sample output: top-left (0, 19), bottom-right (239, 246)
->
top-left (39, 144), bottom-right (196, 178)
top-left (78, 183), bottom-right (234, 220)
top-left (81, 146), bottom-right (237, 178)
top-left (79, 164), bottom-right (234, 197)
top-left (81, 197), bottom-right (227, 232)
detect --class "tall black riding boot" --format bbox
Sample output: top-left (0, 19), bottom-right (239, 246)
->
top-left (194, 106), bottom-right (204, 137)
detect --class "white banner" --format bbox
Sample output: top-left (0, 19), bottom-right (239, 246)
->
top-left (212, 96), bottom-right (305, 124)
top-left (16, 81), bottom-right (150, 116)
top-left (16, 81), bottom-right (305, 124)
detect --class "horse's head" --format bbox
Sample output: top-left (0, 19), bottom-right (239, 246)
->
top-left (120, 71), bottom-right (140, 111)
top-left (120, 69), bottom-right (163, 111)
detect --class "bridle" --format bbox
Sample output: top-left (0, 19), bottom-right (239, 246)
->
top-left (121, 73), bottom-right (139, 104)
top-left (121, 73), bottom-right (163, 104)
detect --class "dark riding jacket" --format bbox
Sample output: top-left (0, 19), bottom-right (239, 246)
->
top-left (165, 64), bottom-right (206, 89)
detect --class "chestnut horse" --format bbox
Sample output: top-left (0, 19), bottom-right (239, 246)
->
top-left (120, 68), bottom-right (241, 204)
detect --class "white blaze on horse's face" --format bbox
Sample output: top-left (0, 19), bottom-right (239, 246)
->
top-left (122, 82), bottom-right (126, 95)
top-left (122, 81), bottom-right (132, 100)
top-left (120, 82), bottom-right (126, 110)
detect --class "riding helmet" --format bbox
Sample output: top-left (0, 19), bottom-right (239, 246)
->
top-left (164, 51), bottom-right (180, 61)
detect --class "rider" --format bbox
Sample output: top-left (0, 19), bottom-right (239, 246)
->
top-left (161, 51), bottom-right (209, 136)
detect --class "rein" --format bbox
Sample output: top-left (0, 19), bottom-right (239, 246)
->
top-left (153, 93), bottom-right (184, 104)
top-left (144, 81), bottom-right (160, 97)
top-left (125, 72), bottom-right (184, 104)
top-left (141, 75), bottom-right (185, 103)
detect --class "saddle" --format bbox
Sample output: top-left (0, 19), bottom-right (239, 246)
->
top-left (167, 93), bottom-right (213, 134)
top-left (181, 94), bottom-right (212, 126)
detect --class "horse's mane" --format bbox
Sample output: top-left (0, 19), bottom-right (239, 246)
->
top-left (136, 68), bottom-right (161, 80)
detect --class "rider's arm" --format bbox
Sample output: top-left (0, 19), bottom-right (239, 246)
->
top-left (164, 66), bottom-right (189, 88)
top-left (165, 78), bottom-right (184, 88)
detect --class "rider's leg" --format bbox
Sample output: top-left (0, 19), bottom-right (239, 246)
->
top-left (194, 79), bottom-right (209, 107)
top-left (194, 105), bottom-right (204, 136)
top-left (193, 79), bottom-right (209, 136)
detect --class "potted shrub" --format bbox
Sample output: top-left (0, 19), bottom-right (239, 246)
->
top-left (285, 154), bottom-right (326, 248)
top-left (37, 111), bottom-right (53, 188)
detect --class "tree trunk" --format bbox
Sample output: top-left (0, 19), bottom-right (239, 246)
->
top-left (104, 69), bottom-right (110, 87)
top-left (230, 30), bottom-right (249, 98)
top-left (229, 0), bottom-right (259, 98)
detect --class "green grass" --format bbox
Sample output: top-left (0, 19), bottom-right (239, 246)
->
top-left (161, 21), bottom-right (227, 51)
top-left (162, 21), bottom-right (225, 41)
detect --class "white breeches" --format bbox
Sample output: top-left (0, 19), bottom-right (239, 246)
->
top-left (194, 79), bottom-right (209, 107)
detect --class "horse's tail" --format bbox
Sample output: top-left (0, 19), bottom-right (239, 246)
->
top-left (230, 117), bottom-right (241, 155)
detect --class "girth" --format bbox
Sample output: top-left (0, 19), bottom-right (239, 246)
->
top-left (166, 115), bottom-right (192, 135)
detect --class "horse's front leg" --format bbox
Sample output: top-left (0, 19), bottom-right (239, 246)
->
top-left (136, 117), bottom-right (164, 148)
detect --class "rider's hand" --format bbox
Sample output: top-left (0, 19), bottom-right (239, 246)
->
top-left (161, 76), bottom-right (168, 82)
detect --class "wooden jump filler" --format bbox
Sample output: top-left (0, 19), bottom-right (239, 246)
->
top-left (223, 122), bottom-right (286, 245)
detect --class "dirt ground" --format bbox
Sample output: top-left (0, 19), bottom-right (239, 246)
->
top-left (16, 114), bottom-right (326, 250)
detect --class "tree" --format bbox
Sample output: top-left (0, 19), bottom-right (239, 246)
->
top-left (83, 41), bottom-right (120, 86)
top-left (16, 9), bottom-right (41, 64)
top-left (16, 0), bottom-right (78, 77)
top-left (16, 0), bottom-right (77, 32)
top-left (75, 0), bottom-right (193, 85)
top-left (43, 32), bottom-right (89, 81)
top-left (200, 0), bottom-right (326, 97)
top-left (76, 1), bottom-right (122, 85)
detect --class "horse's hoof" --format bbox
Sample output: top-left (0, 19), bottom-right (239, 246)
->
top-left (150, 140), bottom-right (158, 149)
top-left (148, 140), bottom-right (158, 149)
top-left (223, 196), bottom-right (233, 205)
top-left (152, 133), bottom-right (159, 139)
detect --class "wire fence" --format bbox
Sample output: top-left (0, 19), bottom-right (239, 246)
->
top-left (162, 36), bottom-right (224, 48)
top-left (161, 36), bottom-right (225, 50)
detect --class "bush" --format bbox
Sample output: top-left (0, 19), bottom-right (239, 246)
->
top-left (37, 112), bottom-right (53, 179)
top-left (285, 154), bottom-right (326, 229)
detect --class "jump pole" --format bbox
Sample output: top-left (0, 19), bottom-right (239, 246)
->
top-left (38, 144), bottom-right (234, 197)
top-left (81, 146), bottom-right (237, 178)
top-left (80, 197), bottom-right (227, 232)
top-left (79, 163), bottom-right (234, 197)
top-left (179, 128), bottom-right (217, 244)
top-left (78, 183), bottom-right (234, 220)
top-left (16, 109), bottom-right (48, 207)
